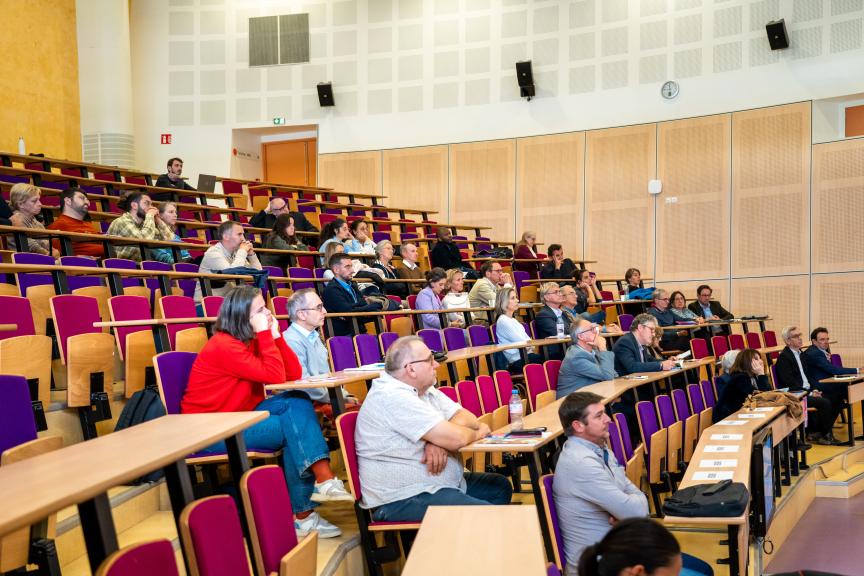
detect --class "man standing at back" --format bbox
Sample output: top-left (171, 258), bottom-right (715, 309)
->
top-left (249, 196), bottom-right (318, 232)
top-left (153, 157), bottom-right (196, 200)
top-left (197, 220), bottom-right (262, 301)
top-left (47, 187), bottom-right (105, 258)
top-left (106, 192), bottom-right (174, 261)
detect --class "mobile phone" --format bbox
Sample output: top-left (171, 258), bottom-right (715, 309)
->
top-left (505, 427), bottom-right (547, 437)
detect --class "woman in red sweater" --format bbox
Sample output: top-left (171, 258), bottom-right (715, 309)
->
top-left (513, 231), bottom-right (542, 278)
top-left (182, 286), bottom-right (350, 538)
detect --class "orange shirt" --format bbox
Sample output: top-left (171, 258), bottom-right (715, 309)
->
top-left (46, 215), bottom-right (105, 258)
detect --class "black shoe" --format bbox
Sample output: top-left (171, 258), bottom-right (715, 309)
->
top-left (812, 434), bottom-right (833, 446)
top-left (797, 442), bottom-right (812, 451)
top-left (824, 434), bottom-right (844, 446)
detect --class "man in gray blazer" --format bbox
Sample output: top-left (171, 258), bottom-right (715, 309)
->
top-left (556, 318), bottom-right (617, 398)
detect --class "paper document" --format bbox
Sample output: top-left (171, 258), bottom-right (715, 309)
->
top-left (750, 407), bottom-right (774, 412)
top-left (737, 413), bottom-right (766, 419)
top-left (715, 420), bottom-right (747, 426)
top-left (710, 434), bottom-right (743, 440)
top-left (344, 363), bottom-right (385, 371)
top-left (693, 471), bottom-right (734, 481)
top-left (699, 459), bottom-right (738, 468)
top-left (704, 445), bottom-right (740, 453)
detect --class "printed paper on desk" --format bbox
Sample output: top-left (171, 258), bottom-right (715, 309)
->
top-left (751, 407), bottom-right (774, 412)
top-left (704, 445), bottom-right (740, 453)
top-left (715, 420), bottom-right (747, 426)
top-left (710, 434), bottom-right (744, 440)
top-left (737, 413), bottom-right (766, 419)
top-left (699, 459), bottom-right (738, 468)
top-left (693, 471), bottom-right (734, 481)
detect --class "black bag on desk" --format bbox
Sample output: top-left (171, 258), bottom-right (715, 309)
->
top-left (662, 480), bottom-right (749, 517)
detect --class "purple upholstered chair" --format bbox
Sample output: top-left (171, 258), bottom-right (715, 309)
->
top-left (98, 539), bottom-right (180, 576)
top-left (335, 411), bottom-right (420, 575)
top-left (608, 418), bottom-right (627, 468)
top-left (656, 395), bottom-right (677, 429)
top-left (700, 380), bottom-right (716, 408)
top-left (438, 386), bottom-right (458, 403)
top-left (544, 360), bottom-right (561, 391)
top-left (614, 412), bottom-right (635, 460)
top-left (103, 258), bottom-right (143, 288)
top-left (468, 324), bottom-right (492, 347)
top-left (687, 384), bottom-right (705, 416)
top-left (354, 334), bottom-right (382, 365)
top-left (11, 252), bottom-right (54, 296)
top-left (512, 270), bottom-right (530, 294)
top-left (371, 231), bottom-right (391, 244)
top-left (262, 265), bottom-right (285, 293)
top-left (831, 353), bottom-right (844, 368)
top-left (141, 260), bottom-right (172, 295)
top-left (327, 336), bottom-right (358, 371)
top-left (173, 262), bottom-right (199, 298)
top-left (0, 375), bottom-right (37, 457)
top-left (240, 465), bottom-right (316, 576)
top-left (153, 351), bottom-right (198, 415)
top-left (474, 237), bottom-right (492, 253)
top-left (379, 331), bottom-right (399, 353)
top-left (59, 256), bottom-right (103, 291)
top-left (539, 474), bottom-right (566, 571)
top-left (417, 329), bottom-right (444, 353)
top-left (455, 380), bottom-right (483, 417)
top-left (443, 327), bottom-right (467, 351)
top-left (0, 295), bottom-right (36, 340)
top-left (672, 388), bottom-right (692, 423)
top-left (524, 363), bottom-right (549, 412)
top-left (287, 267), bottom-right (314, 290)
top-left (180, 495), bottom-right (253, 576)
top-left (636, 400), bottom-right (668, 510)
top-left (617, 313), bottom-right (634, 332)
top-left (158, 295), bottom-right (199, 350)
top-left (477, 375), bottom-right (500, 413)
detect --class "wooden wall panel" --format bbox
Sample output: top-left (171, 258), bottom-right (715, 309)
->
top-left (812, 139), bottom-right (864, 273)
top-left (516, 133), bottom-right (585, 259)
top-left (449, 140), bottom-right (516, 241)
top-left (585, 124), bottom-right (656, 277)
top-left (382, 145), bottom-right (448, 222)
top-left (656, 114), bottom-right (731, 281)
top-left (731, 102), bottom-right (811, 277)
top-left (731, 276), bottom-right (809, 338)
top-left (317, 151), bottom-right (382, 197)
top-left (811, 272), bottom-right (864, 367)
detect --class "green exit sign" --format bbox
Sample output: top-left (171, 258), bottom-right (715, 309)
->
top-left (273, 117), bottom-right (286, 125)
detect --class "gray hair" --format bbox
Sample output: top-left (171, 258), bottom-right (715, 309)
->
top-left (569, 317), bottom-right (593, 343)
top-left (374, 239), bottom-right (393, 258)
top-left (720, 349), bottom-right (739, 373)
top-left (539, 282), bottom-right (559, 302)
top-left (286, 288), bottom-right (316, 321)
top-left (781, 326), bottom-right (798, 341)
top-left (494, 286), bottom-right (517, 319)
top-left (653, 288), bottom-right (668, 302)
top-left (384, 335), bottom-right (425, 373)
top-left (399, 241), bottom-right (416, 257)
top-left (630, 313), bottom-right (657, 333)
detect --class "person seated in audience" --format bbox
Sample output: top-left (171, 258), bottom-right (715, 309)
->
top-left (623, 268), bottom-right (642, 294)
top-left (554, 391), bottom-right (649, 572)
top-left (557, 320), bottom-right (617, 398)
top-left (321, 253), bottom-right (383, 336)
top-left (153, 157), bottom-right (196, 199)
top-left (344, 220), bottom-right (375, 254)
top-left (441, 268), bottom-right (469, 327)
top-left (577, 518), bottom-right (697, 576)
top-left (8, 183), bottom-right (58, 256)
top-left (249, 196), bottom-right (317, 232)
top-left (540, 244), bottom-right (577, 282)
top-left (107, 191), bottom-right (174, 261)
top-left (46, 187), bottom-right (105, 258)
top-left (149, 202), bottom-right (192, 264)
top-left (713, 349), bottom-right (740, 399)
top-left (534, 282), bottom-right (569, 361)
top-left (430, 226), bottom-right (468, 272)
top-left (668, 290), bottom-right (704, 324)
top-left (468, 260), bottom-right (513, 310)
top-left (495, 287), bottom-right (542, 373)
top-left (181, 286), bottom-right (351, 538)
top-left (647, 289), bottom-right (689, 352)
top-left (317, 217), bottom-right (351, 256)
top-left (612, 314), bottom-right (676, 376)
top-left (570, 270), bottom-right (606, 321)
top-left (395, 241), bottom-right (423, 294)
top-left (713, 349), bottom-right (772, 422)
top-left (260, 213), bottom-right (307, 271)
top-left (0, 194), bottom-right (11, 225)
top-left (687, 284), bottom-right (733, 336)
top-left (371, 239), bottom-right (407, 299)
top-left (803, 327), bottom-right (859, 380)
top-left (416, 267), bottom-right (461, 331)
top-left (774, 325), bottom-right (840, 445)
top-left (322, 242), bottom-right (385, 294)
top-left (356, 335), bottom-right (512, 521)
top-left (197, 220), bottom-right (262, 301)
top-left (513, 231), bottom-right (542, 277)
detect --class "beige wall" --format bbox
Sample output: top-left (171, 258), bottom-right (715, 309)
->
top-left (0, 0), bottom-right (81, 159)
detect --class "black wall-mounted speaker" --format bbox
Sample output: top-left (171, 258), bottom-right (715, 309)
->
top-left (515, 60), bottom-right (535, 99)
top-left (766, 19), bottom-right (789, 50)
top-left (317, 82), bottom-right (335, 107)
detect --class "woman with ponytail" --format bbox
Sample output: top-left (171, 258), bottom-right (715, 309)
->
top-left (577, 518), bottom-right (681, 576)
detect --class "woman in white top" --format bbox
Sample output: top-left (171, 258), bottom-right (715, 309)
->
top-left (322, 242), bottom-right (384, 294)
top-left (441, 268), bottom-right (469, 327)
top-left (494, 287), bottom-right (543, 373)
top-left (344, 220), bottom-right (376, 254)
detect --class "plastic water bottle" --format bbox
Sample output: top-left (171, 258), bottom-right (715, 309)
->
top-left (509, 388), bottom-right (523, 431)
top-left (556, 317), bottom-right (565, 338)
top-left (17, 136), bottom-right (25, 155)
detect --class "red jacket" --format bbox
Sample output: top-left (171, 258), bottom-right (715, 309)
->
top-left (181, 330), bottom-right (302, 413)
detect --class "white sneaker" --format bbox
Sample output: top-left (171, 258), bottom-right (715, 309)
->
top-left (311, 477), bottom-right (354, 502)
top-left (295, 512), bottom-right (342, 539)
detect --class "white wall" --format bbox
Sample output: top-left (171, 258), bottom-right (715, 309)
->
top-left (129, 0), bottom-right (864, 181)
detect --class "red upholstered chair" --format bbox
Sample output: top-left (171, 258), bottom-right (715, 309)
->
top-left (728, 333), bottom-right (745, 351)
top-left (544, 359), bottom-right (561, 391)
top-left (336, 412), bottom-right (420, 575)
top-left (438, 386), bottom-right (458, 403)
top-left (524, 363), bottom-right (549, 412)
top-left (710, 335), bottom-right (729, 357)
top-left (270, 295), bottom-right (289, 332)
top-left (745, 331), bottom-right (762, 349)
top-left (180, 496), bottom-right (252, 576)
top-left (690, 338), bottom-right (709, 359)
top-left (202, 295), bottom-right (224, 317)
top-left (455, 380), bottom-right (483, 417)
top-left (240, 465), bottom-right (317, 576)
top-left (158, 295), bottom-right (204, 351)
top-left (96, 540), bottom-right (180, 576)
top-left (108, 295), bottom-right (157, 398)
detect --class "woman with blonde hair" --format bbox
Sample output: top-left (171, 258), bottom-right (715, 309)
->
top-left (441, 268), bottom-right (470, 326)
top-left (9, 183), bottom-right (58, 256)
top-left (494, 287), bottom-right (542, 373)
top-left (513, 230), bottom-right (542, 277)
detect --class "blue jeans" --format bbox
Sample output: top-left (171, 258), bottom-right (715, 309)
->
top-left (371, 472), bottom-right (513, 522)
top-left (581, 309), bottom-right (606, 324)
top-left (199, 391), bottom-right (329, 514)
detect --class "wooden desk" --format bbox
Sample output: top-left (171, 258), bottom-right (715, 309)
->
top-left (0, 151), bottom-right (157, 184)
top-left (820, 374), bottom-right (864, 446)
top-left (0, 412), bottom-right (265, 573)
top-left (265, 370), bottom-right (380, 415)
top-left (249, 182), bottom-right (385, 206)
top-left (403, 506), bottom-right (546, 576)
top-left (662, 317), bottom-right (772, 334)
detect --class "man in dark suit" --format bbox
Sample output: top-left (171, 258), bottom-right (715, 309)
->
top-left (647, 288), bottom-right (689, 352)
top-left (803, 327), bottom-right (858, 435)
top-left (248, 196), bottom-right (318, 233)
top-left (774, 326), bottom-right (840, 445)
top-left (539, 244), bottom-right (577, 283)
top-left (153, 157), bottom-right (196, 200)
top-left (534, 282), bottom-right (569, 360)
top-left (687, 284), bottom-right (733, 337)
top-left (612, 313), bottom-right (676, 376)
top-left (321, 254), bottom-right (382, 336)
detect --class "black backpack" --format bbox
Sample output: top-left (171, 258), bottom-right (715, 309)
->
top-left (115, 387), bottom-right (167, 483)
top-left (662, 480), bottom-right (749, 517)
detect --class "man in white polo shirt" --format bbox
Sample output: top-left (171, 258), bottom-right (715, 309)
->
top-left (356, 336), bottom-right (512, 521)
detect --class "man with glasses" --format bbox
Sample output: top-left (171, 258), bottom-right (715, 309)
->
top-left (249, 196), bottom-right (319, 232)
top-left (775, 326), bottom-right (840, 445)
top-left (557, 319), bottom-right (618, 398)
top-left (282, 289), bottom-right (335, 407)
top-left (356, 336), bottom-right (512, 521)
top-left (534, 282), bottom-right (569, 360)
top-left (468, 260), bottom-right (513, 310)
top-left (647, 288), bottom-right (690, 352)
top-left (612, 314), bottom-right (677, 376)
top-left (687, 284), bottom-right (733, 336)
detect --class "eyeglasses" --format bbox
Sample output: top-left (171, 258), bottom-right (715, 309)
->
top-left (406, 353), bottom-right (435, 368)
top-left (300, 304), bottom-right (325, 312)
top-left (491, 268), bottom-right (503, 273)
top-left (575, 324), bottom-right (600, 336)
top-left (789, 333), bottom-right (803, 339)
top-left (657, 297), bottom-right (670, 302)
